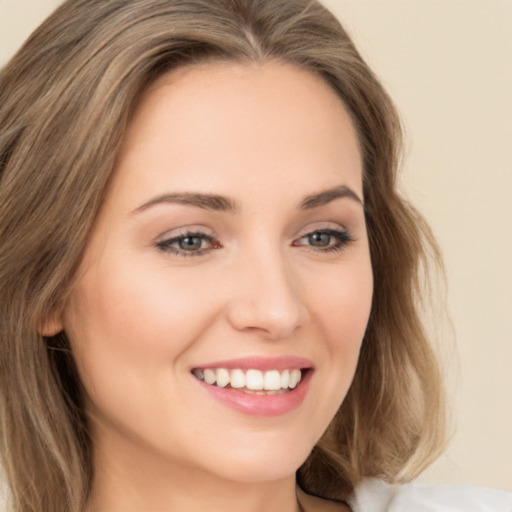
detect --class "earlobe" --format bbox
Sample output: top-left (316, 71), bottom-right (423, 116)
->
top-left (39, 315), bottom-right (64, 337)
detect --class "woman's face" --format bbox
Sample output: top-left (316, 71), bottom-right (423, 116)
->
top-left (58, 61), bottom-right (373, 483)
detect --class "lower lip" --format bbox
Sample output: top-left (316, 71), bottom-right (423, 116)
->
top-left (195, 370), bottom-right (312, 417)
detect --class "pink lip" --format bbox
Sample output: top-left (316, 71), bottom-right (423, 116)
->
top-left (191, 356), bottom-right (314, 417)
top-left (193, 355), bottom-right (313, 371)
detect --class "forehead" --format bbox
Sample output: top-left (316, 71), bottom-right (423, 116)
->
top-left (110, 60), bottom-right (363, 210)
top-left (137, 60), bottom-right (358, 143)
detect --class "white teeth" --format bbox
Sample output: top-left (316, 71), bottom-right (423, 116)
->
top-left (280, 369), bottom-right (290, 389)
top-left (246, 369), bottom-right (264, 390)
top-left (264, 370), bottom-right (281, 391)
top-left (289, 369), bottom-right (301, 389)
top-left (203, 369), bottom-right (216, 385)
top-left (193, 367), bottom-right (304, 391)
top-left (216, 368), bottom-right (230, 388)
top-left (230, 369), bottom-right (246, 389)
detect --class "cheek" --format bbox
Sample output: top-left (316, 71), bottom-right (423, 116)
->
top-left (310, 258), bottom-right (373, 350)
top-left (62, 260), bottom-right (219, 396)
top-left (306, 256), bottom-right (373, 405)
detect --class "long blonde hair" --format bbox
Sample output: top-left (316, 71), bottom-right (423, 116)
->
top-left (0, 1), bottom-right (446, 510)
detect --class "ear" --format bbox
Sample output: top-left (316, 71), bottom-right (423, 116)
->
top-left (39, 314), bottom-right (64, 337)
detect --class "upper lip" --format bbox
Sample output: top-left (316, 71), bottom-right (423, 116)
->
top-left (192, 356), bottom-right (313, 372)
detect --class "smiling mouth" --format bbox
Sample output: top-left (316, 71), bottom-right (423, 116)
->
top-left (192, 368), bottom-right (304, 394)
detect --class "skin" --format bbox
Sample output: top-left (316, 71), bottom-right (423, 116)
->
top-left (46, 61), bottom-right (372, 511)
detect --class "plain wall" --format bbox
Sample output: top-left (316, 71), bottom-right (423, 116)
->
top-left (1, 0), bottom-right (511, 491)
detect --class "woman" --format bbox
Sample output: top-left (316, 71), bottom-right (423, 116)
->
top-left (0, 1), bottom-right (510, 511)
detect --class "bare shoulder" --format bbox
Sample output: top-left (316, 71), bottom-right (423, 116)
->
top-left (297, 487), bottom-right (351, 512)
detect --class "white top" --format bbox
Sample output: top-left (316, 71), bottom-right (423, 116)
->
top-left (347, 478), bottom-right (512, 512)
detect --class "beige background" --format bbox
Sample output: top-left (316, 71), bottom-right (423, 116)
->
top-left (1, 0), bottom-right (511, 491)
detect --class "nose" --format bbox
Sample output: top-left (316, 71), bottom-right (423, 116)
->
top-left (225, 247), bottom-right (310, 340)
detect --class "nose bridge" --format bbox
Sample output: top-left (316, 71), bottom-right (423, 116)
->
top-left (227, 236), bottom-right (308, 339)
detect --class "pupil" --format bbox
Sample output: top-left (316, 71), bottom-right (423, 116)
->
top-left (309, 233), bottom-right (330, 247)
top-left (180, 236), bottom-right (202, 250)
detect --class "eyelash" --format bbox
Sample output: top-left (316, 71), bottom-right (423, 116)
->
top-left (156, 228), bottom-right (354, 258)
top-left (156, 231), bottom-right (219, 258)
top-left (294, 228), bottom-right (355, 254)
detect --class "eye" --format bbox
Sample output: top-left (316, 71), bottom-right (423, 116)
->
top-left (295, 228), bottom-right (354, 253)
top-left (156, 231), bottom-right (220, 257)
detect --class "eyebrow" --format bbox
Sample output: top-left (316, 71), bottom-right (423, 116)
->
top-left (133, 192), bottom-right (239, 214)
top-left (299, 185), bottom-right (363, 210)
top-left (132, 185), bottom-right (363, 214)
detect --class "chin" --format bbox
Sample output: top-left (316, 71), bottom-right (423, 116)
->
top-left (191, 431), bottom-right (315, 484)
top-left (205, 457), bottom-right (304, 484)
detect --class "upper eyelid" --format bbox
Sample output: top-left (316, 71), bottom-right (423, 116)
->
top-left (156, 230), bottom-right (216, 246)
top-left (298, 226), bottom-right (347, 236)
top-left (157, 225), bottom-right (348, 241)
top-left (296, 224), bottom-right (351, 241)
top-left (295, 228), bottom-right (354, 246)
top-left (156, 227), bottom-right (215, 242)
